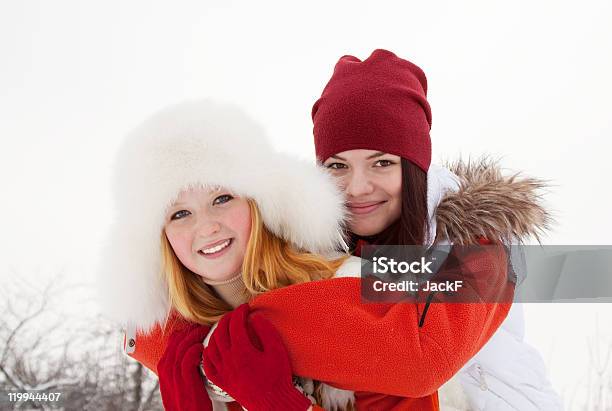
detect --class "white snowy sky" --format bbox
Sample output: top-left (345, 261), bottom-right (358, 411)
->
top-left (1, 0), bottom-right (611, 407)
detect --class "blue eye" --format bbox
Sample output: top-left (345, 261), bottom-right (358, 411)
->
top-left (213, 194), bottom-right (234, 205)
top-left (170, 210), bottom-right (190, 220)
top-left (326, 162), bottom-right (348, 170)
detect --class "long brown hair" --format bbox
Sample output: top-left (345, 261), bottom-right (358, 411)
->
top-left (351, 158), bottom-right (430, 246)
top-left (161, 199), bottom-right (347, 325)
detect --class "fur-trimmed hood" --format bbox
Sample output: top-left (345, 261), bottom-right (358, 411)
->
top-left (433, 157), bottom-right (551, 245)
top-left (97, 100), bottom-right (347, 332)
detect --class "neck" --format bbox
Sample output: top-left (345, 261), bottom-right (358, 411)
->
top-left (202, 273), bottom-right (248, 309)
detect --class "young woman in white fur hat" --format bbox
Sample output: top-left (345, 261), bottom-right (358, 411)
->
top-left (101, 98), bottom-right (521, 411)
top-left (100, 99), bottom-right (350, 410)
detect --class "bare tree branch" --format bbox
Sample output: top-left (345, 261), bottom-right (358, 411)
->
top-left (0, 275), bottom-right (163, 409)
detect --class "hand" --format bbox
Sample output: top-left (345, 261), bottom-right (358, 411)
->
top-left (203, 304), bottom-right (312, 411)
top-left (158, 323), bottom-right (214, 411)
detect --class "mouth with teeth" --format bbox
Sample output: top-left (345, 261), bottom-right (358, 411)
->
top-left (198, 238), bottom-right (233, 259)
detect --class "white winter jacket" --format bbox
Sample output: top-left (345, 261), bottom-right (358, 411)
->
top-left (440, 303), bottom-right (563, 410)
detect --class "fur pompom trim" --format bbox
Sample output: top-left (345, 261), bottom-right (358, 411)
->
top-left (436, 157), bottom-right (553, 245)
top-left (97, 100), bottom-right (347, 331)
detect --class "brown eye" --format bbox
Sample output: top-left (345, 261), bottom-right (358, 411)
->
top-left (374, 159), bottom-right (395, 167)
top-left (170, 210), bottom-right (190, 220)
top-left (326, 162), bottom-right (348, 170)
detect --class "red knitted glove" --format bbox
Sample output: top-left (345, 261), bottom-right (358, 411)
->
top-left (203, 304), bottom-right (312, 411)
top-left (157, 323), bottom-right (214, 411)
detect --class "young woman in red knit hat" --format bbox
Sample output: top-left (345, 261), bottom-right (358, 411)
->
top-left (110, 52), bottom-right (557, 411)
top-left (199, 50), bottom-right (560, 410)
top-left (306, 49), bottom-right (562, 410)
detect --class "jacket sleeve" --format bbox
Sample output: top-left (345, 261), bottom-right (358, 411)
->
top-left (248, 244), bottom-right (514, 398)
top-left (126, 314), bottom-right (191, 375)
top-left (127, 245), bottom-right (513, 398)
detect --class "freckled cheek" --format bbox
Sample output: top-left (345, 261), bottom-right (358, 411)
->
top-left (165, 229), bottom-right (194, 261)
top-left (233, 210), bottom-right (252, 245)
top-left (222, 200), bottom-right (252, 247)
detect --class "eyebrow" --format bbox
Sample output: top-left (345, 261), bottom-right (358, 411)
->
top-left (329, 155), bottom-right (345, 161)
top-left (367, 151), bottom-right (386, 159)
top-left (329, 151), bottom-right (387, 161)
top-left (167, 200), bottom-right (192, 210)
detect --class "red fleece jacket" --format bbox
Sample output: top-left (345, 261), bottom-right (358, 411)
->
top-left (128, 244), bottom-right (513, 410)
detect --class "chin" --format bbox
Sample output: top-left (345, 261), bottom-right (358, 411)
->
top-left (350, 217), bottom-right (396, 237)
top-left (350, 224), bottom-right (383, 237)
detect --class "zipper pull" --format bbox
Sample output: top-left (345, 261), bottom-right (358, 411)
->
top-left (475, 364), bottom-right (488, 391)
top-left (125, 322), bottom-right (136, 354)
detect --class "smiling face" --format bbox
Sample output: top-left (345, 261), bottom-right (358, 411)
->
top-left (323, 149), bottom-right (403, 237)
top-left (163, 186), bottom-right (252, 282)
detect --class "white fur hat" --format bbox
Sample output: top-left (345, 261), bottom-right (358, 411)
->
top-left (98, 100), bottom-right (347, 331)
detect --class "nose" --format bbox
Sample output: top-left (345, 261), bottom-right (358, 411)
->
top-left (194, 215), bottom-right (221, 238)
top-left (344, 170), bottom-right (375, 198)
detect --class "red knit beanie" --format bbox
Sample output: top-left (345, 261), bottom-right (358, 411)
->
top-left (312, 49), bottom-right (432, 172)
